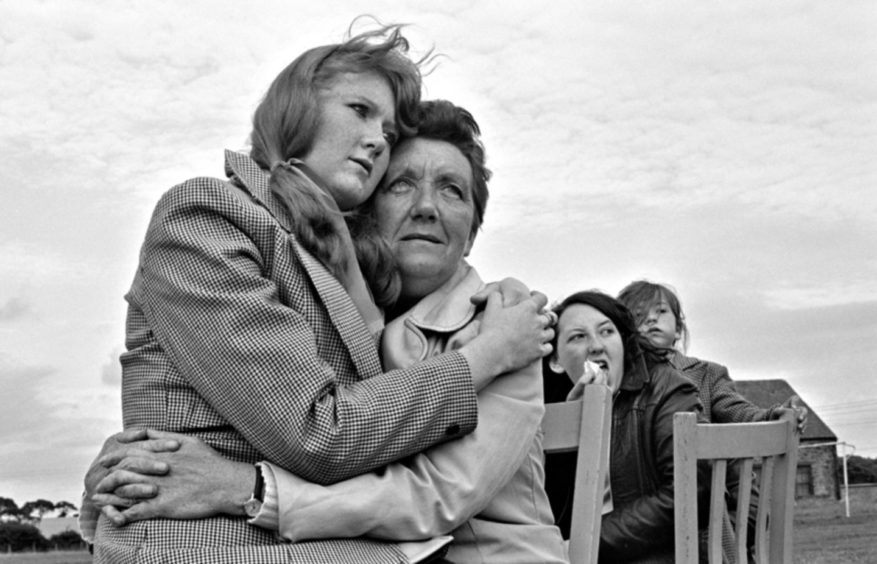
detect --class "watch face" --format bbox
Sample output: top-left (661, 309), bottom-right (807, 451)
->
top-left (244, 498), bottom-right (263, 519)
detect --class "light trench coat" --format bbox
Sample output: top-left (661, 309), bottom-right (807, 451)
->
top-left (262, 262), bottom-right (568, 563)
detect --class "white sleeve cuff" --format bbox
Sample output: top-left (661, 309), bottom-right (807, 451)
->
top-left (246, 462), bottom-right (280, 532)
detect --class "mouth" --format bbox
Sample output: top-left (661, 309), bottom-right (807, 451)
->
top-left (400, 233), bottom-right (442, 244)
top-left (351, 158), bottom-right (373, 176)
top-left (589, 359), bottom-right (609, 371)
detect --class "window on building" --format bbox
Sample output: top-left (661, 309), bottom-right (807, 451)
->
top-left (796, 464), bottom-right (813, 498)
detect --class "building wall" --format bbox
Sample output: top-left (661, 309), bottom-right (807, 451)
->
top-left (797, 444), bottom-right (838, 498)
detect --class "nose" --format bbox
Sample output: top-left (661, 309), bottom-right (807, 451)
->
top-left (363, 121), bottom-right (388, 158)
top-left (411, 186), bottom-right (438, 221)
top-left (587, 337), bottom-right (605, 356)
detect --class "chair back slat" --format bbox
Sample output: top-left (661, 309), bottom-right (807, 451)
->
top-left (735, 458), bottom-right (755, 560)
top-left (708, 460), bottom-right (727, 564)
top-left (542, 384), bottom-right (612, 564)
top-left (673, 412), bottom-right (799, 564)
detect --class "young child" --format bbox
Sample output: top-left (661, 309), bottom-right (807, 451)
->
top-left (616, 280), bottom-right (808, 428)
top-left (617, 279), bottom-right (807, 563)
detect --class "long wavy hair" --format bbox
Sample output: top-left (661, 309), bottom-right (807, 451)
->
top-left (249, 23), bottom-right (426, 283)
top-left (349, 99), bottom-right (492, 308)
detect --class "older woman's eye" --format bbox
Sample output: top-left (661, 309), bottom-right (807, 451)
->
top-left (442, 184), bottom-right (464, 200)
top-left (386, 178), bottom-right (415, 193)
top-left (383, 130), bottom-right (398, 146)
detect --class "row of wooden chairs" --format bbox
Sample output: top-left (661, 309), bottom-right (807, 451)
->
top-left (541, 384), bottom-right (799, 564)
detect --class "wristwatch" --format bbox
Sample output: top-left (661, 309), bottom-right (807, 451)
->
top-left (243, 464), bottom-right (264, 518)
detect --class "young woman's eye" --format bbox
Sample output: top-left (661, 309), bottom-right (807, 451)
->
top-left (350, 104), bottom-right (368, 117)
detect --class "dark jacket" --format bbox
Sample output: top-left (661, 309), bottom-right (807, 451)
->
top-left (544, 357), bottom-right (706, 563)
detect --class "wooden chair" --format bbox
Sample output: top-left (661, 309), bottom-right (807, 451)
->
top-left (541, 384), bottom-right (612, 564)
top-left (673, 412), bottom-right (799, 564)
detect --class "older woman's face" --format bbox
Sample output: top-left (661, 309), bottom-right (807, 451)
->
top-left (301, 72), bottom-right (398, 211)
top-left (551, 304), bottom-right (625, 392)
top-left (374, 137), bottom-right (476, 300)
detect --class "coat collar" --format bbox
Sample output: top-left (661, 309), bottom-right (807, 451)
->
top-left (669, 351), bottom-right (699, 371)
top-left (618, 354), bottom-right (651, 393)
top-left (224, 150), bottom-right (296, 232)
top-left (402, 261), bottom-right (482, 333)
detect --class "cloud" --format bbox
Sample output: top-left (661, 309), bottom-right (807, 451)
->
top-left (100, 347), bottom-right (124, 386)
top-left (0, 298), bottom-right (29, 322)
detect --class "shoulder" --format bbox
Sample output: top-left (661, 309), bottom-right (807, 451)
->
top-left (648, 362), bottom-right (700, 407)
top-left (675, 353), bottom-right (728, 376)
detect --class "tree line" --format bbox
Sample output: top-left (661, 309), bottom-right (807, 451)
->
top-left (843, 455), bottom-right (877, 484)
top-left (0, 497), bottom-right (85, 553)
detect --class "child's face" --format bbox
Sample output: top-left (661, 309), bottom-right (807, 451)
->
top-left (637, 299), bottom-right (680, 349)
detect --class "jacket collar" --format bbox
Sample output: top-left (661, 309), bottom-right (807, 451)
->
top-left (618, 353), bottom-right (651, 393)
top-left (224, 150), bottom-right (298, 233)
top-left (669, 351), bottom-right (698, 371)
top-left (402, 261), bottom-right (482, 334)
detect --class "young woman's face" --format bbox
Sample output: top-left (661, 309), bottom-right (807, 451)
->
top-left (551, 304), bottom-right (625, 392)
top-left (374, 137), bottom-right (476, 300)
top-left (636, 298), bottom-right (680, 349)
top-left (301, 72), bottom-right (398, 211)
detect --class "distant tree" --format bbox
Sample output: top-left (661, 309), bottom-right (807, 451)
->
top-left (0, 497), bottom-right (20, 522)
top-left (19, 499), bottom-right (55, 524)
top-left (53, 500), bottom-right (78, 517)
top-left (0, 522), bottom-right (49, 552)
top-left (49, 529), bottom-right (86, 550)
top-left (842, 454), bottom-right (877, 484)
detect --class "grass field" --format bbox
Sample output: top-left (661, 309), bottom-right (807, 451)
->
top-left (2, 486), bottom-right (874, 563)
top-left (793, 484), bottom-right (877, 563)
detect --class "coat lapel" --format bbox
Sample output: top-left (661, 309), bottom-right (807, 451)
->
top-left (224, 150), bottom-right (383, 380)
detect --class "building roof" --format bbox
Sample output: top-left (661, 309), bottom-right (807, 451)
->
top-left (734, 379), bottom-right (837, 442)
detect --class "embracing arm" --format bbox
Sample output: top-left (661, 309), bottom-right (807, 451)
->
top-left (134, 181), bottom-right (480, 483)
top-left (88, 361), bottom-right (544, 538)
top-left (599, 376), bottom-right (707, 560)
top-left (266, 360), bottom-right (544, 541)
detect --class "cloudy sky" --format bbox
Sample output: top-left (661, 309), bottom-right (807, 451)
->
top-left (2, 1), bottom-right (875, 506)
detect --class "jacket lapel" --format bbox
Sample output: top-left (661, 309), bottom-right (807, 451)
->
top-left (224, 150), bottom-right (383, 380)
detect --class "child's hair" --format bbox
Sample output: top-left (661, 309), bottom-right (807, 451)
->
top-left (617, 280), bottom-right (689, 352)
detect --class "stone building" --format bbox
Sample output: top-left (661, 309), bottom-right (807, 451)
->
top-left (735, 379), bottom-right (839, 499)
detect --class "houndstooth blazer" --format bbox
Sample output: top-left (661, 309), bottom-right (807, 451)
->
top-left (671, 353), bottom-right (778, 423)
top-left (95, 150), bottom-right (478, 563)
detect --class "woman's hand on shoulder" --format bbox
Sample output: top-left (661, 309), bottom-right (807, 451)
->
top-left (460, 291), bottom-right (554, 390)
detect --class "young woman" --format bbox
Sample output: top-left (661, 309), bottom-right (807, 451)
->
top-left (88, 26), bottom-right (553, 563)
top-left (86, 100), bottom-right (566, 563)
top-left (543, 291), bottom-right (705, 563)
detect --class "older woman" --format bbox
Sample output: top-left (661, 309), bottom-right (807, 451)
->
top-left (88, 101), bottom-right (566, 563)
top-left (543, 291), bottom-right (707, 563)
top-left (87, 23), bottom-right (553, 563)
